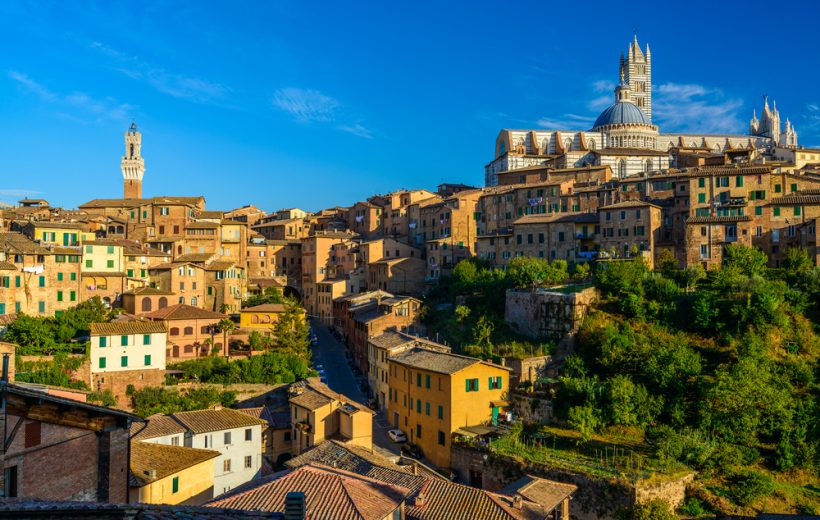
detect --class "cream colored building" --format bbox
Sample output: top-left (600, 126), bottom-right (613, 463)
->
top-left (129, 441), bottom-right (220, 505)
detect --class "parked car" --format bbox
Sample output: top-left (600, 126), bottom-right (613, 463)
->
top-left (387, 429), bottom-right (407, 443)
top-left (401, 443), bottom-right (423, 459)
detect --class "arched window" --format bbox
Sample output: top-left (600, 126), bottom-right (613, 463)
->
top-left (170, 327), bottom-right (180, 336)
top-left (251, 315), bottom-right (259, 324)
top-left (588, 138), bottom-right (596, 150)
top-left (200, 326), bottom-right (210, 334)
top-left (565, 138), bottom-right (573, 151)
top-left (190, 297), bottom-right (197, 306)
top-left (141, 298), bottom-right (153, 312)
top-left (184, 344), bottom-right (194, 354)
top-left (184, 326), bottom-right (194, 335)
top-left (618, 159), bottom-right (627, 179)
top-left (261, 315), bottom-right (271, 324)
top-left (158, 297), bottom-right (168, 309)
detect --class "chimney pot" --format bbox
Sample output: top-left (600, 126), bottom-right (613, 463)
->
top-left (512, 494), bottom-right (523, 509)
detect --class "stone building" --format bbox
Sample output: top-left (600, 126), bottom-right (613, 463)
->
top-left (143, 304), bottom-right (227, 360)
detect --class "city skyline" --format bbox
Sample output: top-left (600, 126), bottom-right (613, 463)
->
top-left (1, 0), bottom-right (819, 211)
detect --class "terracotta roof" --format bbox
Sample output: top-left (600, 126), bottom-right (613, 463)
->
top-left (513, 212), bottom-right (599, 225)
top-left (143, 304), bottom-right (226, 321)
top-left (599, 200), bottom-right (662, 210)
top-left (389, 347), bottom-right (510, 375)
top-left (681, 165), bottom-right (772, 176)
top-left (175, 253), bottom-right (215, 263)
top-left (0, 499), bottom-right (280, 518)
top-left (208, 464), bottom-right (410, 519)
top-left (767, 193), bottom-right (820, 206)
top-left (242, 304), bottom-right (287, 313)
top-left (29, 221), bottom-right (86, 229)
top-left (90, 321), bottom-right (167, 335)
top-left (0, 261), bottom-right (17, 270)
top-left (130, 441), bottom-right (220, 487)
top-left (186, 221), bottom-right (220, 229)
top-left (685, 215), bottom-right (753, 224)
top-left (123, 286), bottom-right (175, 296)
top-left (172, 407), bottom-right (267, 434)
top-left (131, 413), bottom-right (187, 441)
top-left (500, 476), bottom-right (577, 512)
top-left (408, 477), bottom-right (550, 520)
top-left (81, 271), bottom-right (126, 277)
top-left (205, 260), bottom-right (238, 271)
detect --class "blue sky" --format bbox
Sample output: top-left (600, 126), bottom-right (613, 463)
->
top-left (1, 1), bottom-right (819, 211)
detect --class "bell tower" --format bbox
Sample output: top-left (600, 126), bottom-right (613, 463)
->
top-left (121, 122), bottom-right (145, 199)
top-left (624, 36), bottom-right (652, 122)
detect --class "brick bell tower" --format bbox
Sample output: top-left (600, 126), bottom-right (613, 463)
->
top-left (121, 121), bottom-right (145, 199)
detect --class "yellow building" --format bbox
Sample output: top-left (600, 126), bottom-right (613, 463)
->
top-left (82, 240), bottom-right (126, 273)
top-left (387, 347), bottom-right (510, 469)
top-left (239, 303), bottom-right (288, 335)
top-left (289, 378), bottom-right (373, 454)
top-left (24, 221), bottom-right (94, 246)
top-left (129, 441), bottom-right (220, 506)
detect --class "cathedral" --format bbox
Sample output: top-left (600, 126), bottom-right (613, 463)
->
top-left (485, 37), bottom-right (799, 186)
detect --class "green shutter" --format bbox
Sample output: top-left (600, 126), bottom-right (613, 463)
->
top-left (38, 276), bottom-right (45, 287)
top-left (57, 291), bottom-right (63, 302)
top-left (57, 272), bottom-right (63, 281)
top-left (466, 379), bottom-right (471, 392)
top-left (172, 476), bottom-right (179, 493)
top-left (121, 335), bottom-right (128, 346)
top-left (144, 354), bottom-right (151, 366)
top-left (38, 301), bottom-right (45, 313)
top-left (121, 356), bottom-right (128, 367)
top-left (438, 405), bottom-right (443, 419)
top-left (70, 291), bottom-right (76, 302)
top-left (100, 336), bottom-right (107, 347)
top-left (0, 303), bottom-right (5, 315)
top-left (127, 269), bottom-right (134, 277)
top-left (143, 334), bottom-right (151, 345)
top-left (99, 357), bottom-right (106, 369)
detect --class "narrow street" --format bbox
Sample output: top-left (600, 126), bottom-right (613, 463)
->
top-left (309, 319), bottom-right (400, 459)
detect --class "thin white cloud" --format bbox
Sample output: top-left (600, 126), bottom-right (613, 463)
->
top-left (808, 104), bottom-right (819, 112)
top-left (272, 88), bottom-right (340, 123)
top-left (0, 189), bottom-right (42, 197)
top-left (337, 123), bottom-right (373, 139)
top-left (90, 41), bottom-right (230, 105)
top-left (653, 82), bottom-right (744, 134)
top-left (593, 79), bottom-right (615, 93)
top-left (9, 70), bottom-right (132, 122)
top-left (537, 113), bottom-right (594, 130)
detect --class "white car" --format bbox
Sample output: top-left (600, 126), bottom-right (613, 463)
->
top-left (387, 429), bottom-right (407, 443)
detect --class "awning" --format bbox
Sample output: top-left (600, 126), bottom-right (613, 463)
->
top-left (490, 400), bottom-right (509, 407)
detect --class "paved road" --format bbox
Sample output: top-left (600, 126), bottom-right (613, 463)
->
top-left (308, 319), bottom-right (400, 459)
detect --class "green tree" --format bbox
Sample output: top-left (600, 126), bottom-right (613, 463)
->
top-left (244, 287), bottom-right (286, 308)
top-left (568, 404), bottom-right (602, 443)
top-left (472, 315), bottom-right (495, 355)
top-left (454, 304), bottom-right (471, 322)
top-left (729, 470), bottom-right (775, 506)
top-left (217, 318), bottom-right (236, 358)
top-left (274, 300), bottom-right (310, 357)
top-left (722, 244), bottom-right (768, 277)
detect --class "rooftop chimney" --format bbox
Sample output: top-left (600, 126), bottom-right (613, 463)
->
top-left (284, 492), bottom-right (306, 520)
top-left (512, 494), bottom-right (523, 510)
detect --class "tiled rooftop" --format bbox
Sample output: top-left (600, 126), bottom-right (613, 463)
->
top-left (143, 304), bottom-right (226, 321)
top-left (172, 406), bottom-right (268, 434)
top-left (130, 441), bottom-right (220, 487)
top-left (90, 321), bottom-right (167, 336)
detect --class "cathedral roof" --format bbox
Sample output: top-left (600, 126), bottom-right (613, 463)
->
top-left (592, 101), bottom-right (650, 130)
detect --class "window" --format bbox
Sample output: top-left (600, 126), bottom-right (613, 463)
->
top-left (85, 260), bottom-right (93, 268)
top-left (795, 206), bottom-right (801, 216)
top-left (416, 400), bottom-right (421, 413)
top-left (489, 376), bottom-right (503, 390)
top-left (244, 455), bottom-right (252, 469)
top-left (38, 276), bottom-right (45, 287)
top-left (144, 355), bottom-right (151, 366)
top-left (416, 373), bottom-right (422, 387)
top-left (171, 436), bottom-right (180, 446)
top-left (425, 402), bottom-right (430, 416)
top-left (121, 335), bottom-right (128, 346)
top-left (438, 405), bottom-right (444, 419)
top-left (224, 432), bottom-right (232, 445)
top-left (57, 272), bottom-right (63, 282)
top-left (774, 207), bottom-right (781, 217)
top-left (791, 183), bottom-right (798, 192)
top-left (24, 422), bottom-right (41, 448)
top-left (558, 231), bottom-right (565, 242)
top-left (107, 260), bottom-right (114, 268)
top-left (698, 193), bottom-right (706, 204)
top-left (100, 336), bottom-right (107, 348)
top-left (172, 476), bottom-right (179, 494)
top-left (170, 327), bottom-right (179, 336)
top-left (38, 301), bottom-right (45, 313)
top-left (70, 291), bottom-right (76, 302)
top-left (465, 378), bottom-right (479, 392)
top-left (775, 184), bottom-right (782, 193)
top-left (698, 178), bottom-right (705, 188)
top-left (425, 374), bottom-right (430, 389)
top-left (99, 357), bottom-right (106, 369)
top-left (143, 334), bottom-right (151, 345)
top-left (438, 430), bottom-right (446, 446)
top-left (245, 428), bottom-right (252, 441)
top-left (57, 291), bottom-right (63, 302)
top-left (736, 176), bottom-right (744, 187)
top-left (755, 206), bottom-right (762, 216)
top-left (121, 356), bottom-right (128, 367)
top-left (416, 424), bottom-right (422, 438)
top-left (223, 459), bottom-right (231, 473)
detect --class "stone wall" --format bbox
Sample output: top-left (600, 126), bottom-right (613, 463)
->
top-left (505, 286), bottom-right (599, 341)
top-left (502, 355), bottom-right (550, 387)
top-left (508, 393), bottom-right (553, 424)
top-left (450, 444), bottom-right (693, 520)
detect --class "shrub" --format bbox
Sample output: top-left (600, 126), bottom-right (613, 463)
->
top-left (729, 470), bottom-right (774, 506)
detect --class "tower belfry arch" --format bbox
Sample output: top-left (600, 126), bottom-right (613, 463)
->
top-left (121, 121), bottom-right (145, 199)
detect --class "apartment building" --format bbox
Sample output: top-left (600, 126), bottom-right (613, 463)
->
top-left (129, 441), bottom-right (220, 505)
top-left (598, 200), bottom-right (662, 267)
top-left (143, 304), bottom-right (227, 360)
top-left (289, 378), bottom-right (373, 454)
top-left (386, 347), bottom-right (510, 469)
top-left (89, 320), bottom-right (168, 400)
top-left (135, 407), bottom-right (267, 497)
top-left (367, 331), bottom-right (451, 410)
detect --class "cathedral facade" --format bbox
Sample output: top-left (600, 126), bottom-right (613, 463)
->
top-left (485, 37), bottom-right (799, 186)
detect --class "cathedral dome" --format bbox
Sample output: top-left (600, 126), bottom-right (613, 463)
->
top-left (592, 101), bottom-right (649, 130)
